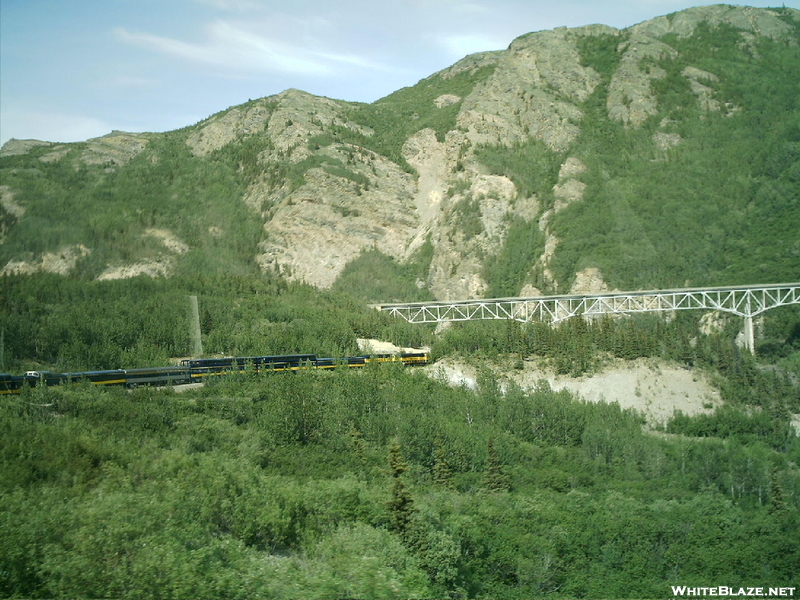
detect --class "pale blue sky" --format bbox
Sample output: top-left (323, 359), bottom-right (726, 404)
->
top-left (2, 0), bottom-right (797, 145)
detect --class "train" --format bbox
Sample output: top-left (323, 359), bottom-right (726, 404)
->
top-left (0, 351), bottom-right (430, 395)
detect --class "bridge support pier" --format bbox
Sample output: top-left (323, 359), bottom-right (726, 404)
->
top-left (376, 284), bottom-right (800, 359)
top-left (189, 295), bottom-right (203, 357)
top-left (743, 315), bottom-right (755, 355)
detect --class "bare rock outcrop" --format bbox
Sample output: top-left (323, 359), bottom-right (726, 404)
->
top-left (2, 245), bottom-right (90, 276)
top-left (607, 35), bottom-right (677, 126)
top-left (458, 26), bottom-right (607, 151)
top-left (553, 156), bottom-right (587, 213)
top-left (255, 149), bottom-right (418, 289)
top-left (0, 185), bottom-right (25, 220)
top-left (186, 90), bottom-right (371, 160)
top-left (569, 267), bottom-right (614, 295)
top-left (186, 100), bottom-right (274, 157)
top-left (81, 131), bottom-right (149, 166)
top-left (96, 258), bottom-right (174, 281)
top-left (0, 139), bottom-right (53, 157)
top-left (630, 5), bottom-right (798, 42)
top-left (144, 229), bottom-right (189, 254)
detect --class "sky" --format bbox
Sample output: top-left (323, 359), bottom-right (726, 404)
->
top-left (2, 0), bottom-right (798, 146)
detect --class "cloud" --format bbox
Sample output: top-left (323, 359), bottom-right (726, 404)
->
top-left (439, 33), bottom-right (506, 58)
top-left (317, 50), bottom-right (397, 72)
top-left (108, 75), bottom-right (156, 88)
top-left (453, 2), bottom-right (491, 14)
top-left (114, 19), bottom-right (396, 78)
top-left (191, 0), bottom-right (262, 11)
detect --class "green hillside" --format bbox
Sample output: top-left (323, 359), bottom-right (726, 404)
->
top-left (478, 20), bottom-right (800, 293)
top-left (554, 21), bottom-right (800, 289)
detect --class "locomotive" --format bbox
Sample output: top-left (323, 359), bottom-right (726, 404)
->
top-left (0, 351), bottom-right (430, 394)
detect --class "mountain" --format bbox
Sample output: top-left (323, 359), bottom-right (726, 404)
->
top-left (1, 4), bottom-right (799, 302)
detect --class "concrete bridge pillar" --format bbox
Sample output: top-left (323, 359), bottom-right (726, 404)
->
top-left (189, 295), bottom-right (203, 357)
top-left (743, 315), bottom-right (755, 355)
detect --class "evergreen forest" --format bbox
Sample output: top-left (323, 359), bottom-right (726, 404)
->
top-left (1, 272), bottom-right (799, 598)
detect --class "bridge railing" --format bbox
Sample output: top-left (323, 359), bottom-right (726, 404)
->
top-left (373, 283), bottom-right (800, 353)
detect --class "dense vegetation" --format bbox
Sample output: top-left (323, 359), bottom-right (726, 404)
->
top-left (331, 241), bottom-right (437, 304)
top-left (3, 355), bottom-right (799, 598)
top-left (0, 272), bottom-right (430, 373)
top-left (0, 129), bottom-right (266, 276)
top-left (556, 22), bottom-right (800, 289)
top-left (2, 269), bottom-right (800, 598)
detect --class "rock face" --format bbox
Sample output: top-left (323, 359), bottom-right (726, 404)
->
top-left (254, 161), bottom-right (418, 289)
top-left (458, 26), bottom-right (607, 152)
top-left (0, 139), bottom-right (53, 157)
top-left (80, 131), bottom-right (150, 166)
top-left (243, 23), bottom-right (615, 296)
top-left (1, 245), bottom-right (91, 276)
top-left (1, 5), bottom-right (798, 294)
top-left (607, 35), bottom-right (678, 126)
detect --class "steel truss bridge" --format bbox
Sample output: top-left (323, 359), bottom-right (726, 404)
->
top-left (374, 283), bottom-right (800, 353)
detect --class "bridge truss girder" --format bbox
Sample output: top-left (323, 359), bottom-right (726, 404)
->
top-left (375, 283), bottom-right (800, 353)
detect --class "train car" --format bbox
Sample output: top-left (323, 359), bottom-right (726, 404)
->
top-left (1, 370), bottom-right (129, 392)
top-left (24, 371), bottom-right (71, 386)
top-left (312, 356), bottom-right (369, 370)
top-left (251, 355), bottom-right (317, 372)
top-left (64, 370), bottom-right (128, 386)
top-left (124, 366), bottom-right (193, 387)
top-left (1, 350), bottom-right (430, 394)
top-left (182, 354), bottom-right (317, 378)
top-left (365, 352), bottom-right (429, 366)
top-left (0, 373), bottom-right (28, 394)
top-left (399, 351), bottom-right (429, 366)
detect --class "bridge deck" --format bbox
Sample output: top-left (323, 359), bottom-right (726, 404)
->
top-left (373, 283), bottom-right (800, 326)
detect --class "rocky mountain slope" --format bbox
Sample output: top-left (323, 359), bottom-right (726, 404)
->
top-left (1, 4), bottom-right (798, 300)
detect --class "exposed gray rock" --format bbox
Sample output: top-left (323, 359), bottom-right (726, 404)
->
top-left (186, 101), bottom-right (273, 156)
top-left (570, 267), bottom-right (614, 294)
top-left (434, 94), bottom-right (461, 108)
top-left (81, 131), bottom-right (150, 166)
top-left (2, 245), bottom-right (90, 276)
top-left (631, 5), bottom-right (798, 42)
top-left (39, 146), bottom-right (72, 163)
top-left (553, 156), bottom-right (587, 213)
top-left (608, 34), bottom-right (678, 126)
top-left (653, 131), bottom-right (682, 151)
top-left (0, 139), bottom-right (53, 157)
top-left (0, 185), bottom-right (25, 219)
top-left (255, 146), bottom-right (418, 289)
top-left (458, 27), bottom-right (604, 151)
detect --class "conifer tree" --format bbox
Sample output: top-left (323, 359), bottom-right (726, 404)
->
top-left (432, 438), bottom-right (454, 489)
top-left (349, 423), bottom-right (366, 466)
top-left (769, 467), bottom-right (788, 515)
top-left (387, 440), bottom-right (416, 540)
top-left (483, 438), bottom-right (511, 492)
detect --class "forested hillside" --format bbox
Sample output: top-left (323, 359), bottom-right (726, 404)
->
top-left (2, 269), bottom-right (800, 597)
top-left (2, 349), bottom-right (799, 598)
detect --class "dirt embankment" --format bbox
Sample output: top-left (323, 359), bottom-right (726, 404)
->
top-left (327, 339), bottom-right (800, 434)
top-left (427, 356), bottom-right (723, 429)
